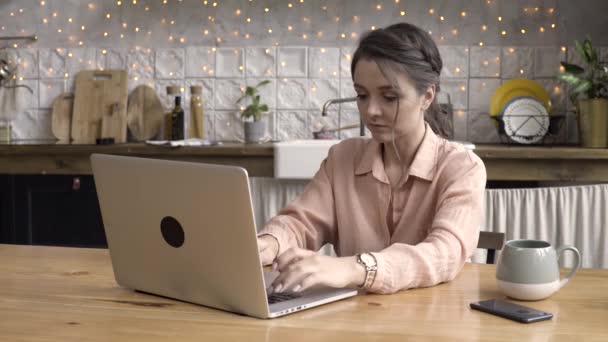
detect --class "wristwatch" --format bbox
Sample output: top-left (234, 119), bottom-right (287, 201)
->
top-left (356, 252), bottom-right (378, 290)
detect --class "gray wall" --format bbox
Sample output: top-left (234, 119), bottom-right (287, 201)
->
top-left (1, 0), bottom-right (606, 143)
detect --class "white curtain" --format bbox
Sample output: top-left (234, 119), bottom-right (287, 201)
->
top-left (250, 178), bottom-right (608, 269)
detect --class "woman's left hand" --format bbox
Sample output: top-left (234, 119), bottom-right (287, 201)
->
top-left (271, 247), bottom-right (365, 293)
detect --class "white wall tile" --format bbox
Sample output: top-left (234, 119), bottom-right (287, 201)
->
top-left (502, 47), bottom-right (534, 79)
top-left (96, 48), bottom-right (128, 70)
top-left (39, 79), bottom-right (66, 109)
top-left (278, 47), bottom-right (307, 77)
top-left (309, 79), bottom-right (339, 111)
top-left (468, 111), bottom-right (501, 143)
top-left (468, 78), bottom-right (501, 112)
top-left (535, 47), bottom-right (566, 78)
top-left (439, 46), bottom-right (469, 78)
top-left (38, 48), bottom-right (68, 78)
top-left (340, 46), bottom-right (356, 78)
top-left (452, 110), bottom-right (468, 141)
top-left (277, 110), bottom-right (310, 140)
top-left (339, 78), bottom-right (357, 110)
top-left (246, 47), bottom-right (276, 77)
top-left (277, 78), bottom-right (308, 109)
top-left (155, 48), bottom-right (185, 79)
top-left (536, 79), bottom-right (567, 113)
top-left (14, 49), bottom-right (39, 79)
top-left (11, 109), bottom-right (54, 141)
top-left (215, 79), bottom-right (246, 110)
top-left (65, 48), bottom-right (96, 76)
top-left (309, 47), bottom-right (340, 78)
top-left (216, 48), bottom-right (244, 78)
top-left (15, 79), bottom-right (39, 110)
top-left (185, 46), bottom-right (216, 78)
top-left (128, 48), bottom-right (155, 83)
top-left (215, 111), bottom-right (243, 142)
top-left (439, 79), bottom-right (468, 110)
top-left (470, 46), bottom-right (501, 78)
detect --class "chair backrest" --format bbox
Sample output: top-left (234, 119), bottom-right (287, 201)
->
top-left (477, 231), bottom-right (505, 264)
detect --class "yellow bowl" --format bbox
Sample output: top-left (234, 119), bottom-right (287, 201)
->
top-left (490, 79), bottom-right (551, 116)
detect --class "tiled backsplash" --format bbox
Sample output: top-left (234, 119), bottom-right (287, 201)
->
top-left (1, 44), bottom-right (600, 143)
top-left (1, 0), bottom-right (607, 144)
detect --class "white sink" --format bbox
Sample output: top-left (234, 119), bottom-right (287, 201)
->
top-left (273, 139), bottom-right (476, 179)
top-left (274, 140), bottom-right (341, 179)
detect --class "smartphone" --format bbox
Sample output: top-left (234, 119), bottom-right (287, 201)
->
top-left (470, 299), bottom-right (553, 323)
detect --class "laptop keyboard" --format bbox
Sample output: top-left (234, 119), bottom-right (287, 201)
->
top-left (267, 292), bottom-right (301, 304)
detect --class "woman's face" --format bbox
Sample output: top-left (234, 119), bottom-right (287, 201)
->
top-left (353, 59), bottom-right (434, 143)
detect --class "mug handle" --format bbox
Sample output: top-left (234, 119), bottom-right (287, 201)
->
top-left (556, 245), bottom-right (581, 288)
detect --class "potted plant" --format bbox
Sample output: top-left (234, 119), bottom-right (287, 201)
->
top-left (559, 37), bottom-right (608, 148)
top-left (236, 80), bottom-right (270, 143)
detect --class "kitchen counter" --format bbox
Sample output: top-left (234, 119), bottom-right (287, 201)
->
top-left (1, 142), bottom-right (608, 181)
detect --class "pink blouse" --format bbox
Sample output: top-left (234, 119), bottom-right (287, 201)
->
top-left (258, 125), bottom-right (486, 294)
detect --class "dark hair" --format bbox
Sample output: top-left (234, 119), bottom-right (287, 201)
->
top-left (351, 22), bottom-right (451, 138)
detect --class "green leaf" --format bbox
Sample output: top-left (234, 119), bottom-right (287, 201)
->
top-left (560, 62), bottom-right (585, 74)
top-left (256, 80), bottom-right (271, 88)
top-left (557, 73), bottom-right (582, 86)
top-left (259, 104), bottom-right (268, 112)
top-left (583, 37), bottom-right (597, 64)
top-left (245, 86), bottom-right (255, 97)
top-left (575, 40), bottom-right (590, 64)
top-left (573, 79), bottom-right (592, 94)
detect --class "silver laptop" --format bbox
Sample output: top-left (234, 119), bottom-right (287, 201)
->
top-left (91, 154), bottom-right (357, 319)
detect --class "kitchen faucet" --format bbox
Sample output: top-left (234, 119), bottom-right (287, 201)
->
top-left (321, 97), bottom-right (365, 137)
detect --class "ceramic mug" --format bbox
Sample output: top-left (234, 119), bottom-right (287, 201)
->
top-left (496, 239), bottom-right (581, 301)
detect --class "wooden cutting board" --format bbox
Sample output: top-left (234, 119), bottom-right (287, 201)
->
top-left (71, 70), bottom-right (128, 144)
top-left (126, 85), bottom-right (165, 141)
top-left (50, 92), bottom-right (74, 143)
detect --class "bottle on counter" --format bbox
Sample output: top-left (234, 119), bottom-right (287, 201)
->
top-left (171, 95), bottom-right (185, 140)
top-left (189, 85), bottom-right (205, 139)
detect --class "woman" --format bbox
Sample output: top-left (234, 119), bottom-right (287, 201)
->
top-left (257, 22), bottom-right (486, 294)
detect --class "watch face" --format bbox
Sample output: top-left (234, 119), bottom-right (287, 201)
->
top-left (360, 253), bottom-right (375, 266)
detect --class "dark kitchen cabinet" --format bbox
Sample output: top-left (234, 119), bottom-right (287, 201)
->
top-left (1, 175), bottom-right (106, 248)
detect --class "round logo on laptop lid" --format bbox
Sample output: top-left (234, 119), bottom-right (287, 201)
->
top-left (160, 216), bottom-right (185, 248)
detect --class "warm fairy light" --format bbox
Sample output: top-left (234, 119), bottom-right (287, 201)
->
top-left (521, 28), bottom-right (526, 34)
top-left (428, 8), bottom-right (435, 14)
top-left (168, 35), bottom-right (174, 41)
top-left (452, 29), bottom-right (458, 35)
top-left (57, 28), bottom-right (62, 33)
top-left (341, 33), bottom-right (346, 38)
top-left (116, 0), bottom-right (122, 5)
top-left (455, 67), bottom-right (461, 73)
top-left (288, 3), bottom-right (293, 7)
top-left (102, 49), bottom-right (107, 54)
top-left (440, 16), bottom-right (445, 21)
top-left (122, 23), bottom-right (128, 28)
top-left (135, 27), bottom-right (140, 32)
top-left (560, 65), bottom-right (565, 72)
top-left (540, 27), bottom-right (545, 32)
top-left (78, 41), bottom-right (83, 46)
top-left (371, 26), bottom-right (376, 30)
top-left (204, 30), bottom-right (209, 35)
top-left (561, 46), bottom-right (567, 52)
top-left (508, 48), bottom-right (515, 53)
top-left (288, 25), bottom-right (293, 31)
top-left (302, 34), bottom-right (308, 39)
top-left (501, 30), bottom-right (507, 36)
top-left (264, 8), bottom-right (270, 12)
top-left (68, 18), bottom-right (73, 22)
top-left (246, 17), bottom-right (251, 23)
top-left (106, 13), bottom-right (111, 19)
top-left (376, 4), bottom-right (382, 10)
top-left (482, 25), bottom-right (487, 31)
top-left (81, 25), bottom-right (86, 31)
top-left (498, 16), bottom-right (502, 21)
top-left (235, 9), bottom-right (241, 15)
top-left (520, 69), bottom-right (525, 74)
top-left (460, 85), bottom-right (466, 92)
top-left (42, 18), bottom-right (48, 23)
top-left (104, 32), bottom-right (108, 37)
top-left (553, 86), bottom-right (561, 94)
top-left (548, 8), bottom-right (555, 14)
top-left (400, 11), bottom-right (405, 16)
top-left (483, 60), bottom-right (489, 66)
top-left (479, 42), bottom-right (484, 46)
top-left (52, 12), bottom-right (57, 17)
top-left (40, 0), bottom-right (46, 5)
top-left (268, 28), bottom-right (272, 33)
top-left (461, 11), bottom-right (467, 17)
top-left (551, 23), bottom-right (556, 28)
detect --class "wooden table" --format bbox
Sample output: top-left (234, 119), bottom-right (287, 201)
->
top-left (2, 143), bottom-right (608, 181)
top-left (1, 244), bottom-right (607, 341)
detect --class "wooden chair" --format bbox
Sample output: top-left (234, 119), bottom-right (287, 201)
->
top-left (477, 231), bottom-right (505, 264)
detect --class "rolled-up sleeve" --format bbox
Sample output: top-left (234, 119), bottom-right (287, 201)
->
top-left (258, 148), bottom-right (339, 256)
top-left (368, 152), bottom-right (486, 294)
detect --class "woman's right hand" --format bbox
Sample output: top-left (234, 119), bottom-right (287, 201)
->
top-left (258, 235), bottom-right (279, 266)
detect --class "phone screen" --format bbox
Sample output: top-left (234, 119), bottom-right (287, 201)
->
top-left (470, 299), bottom-right (553, 323)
